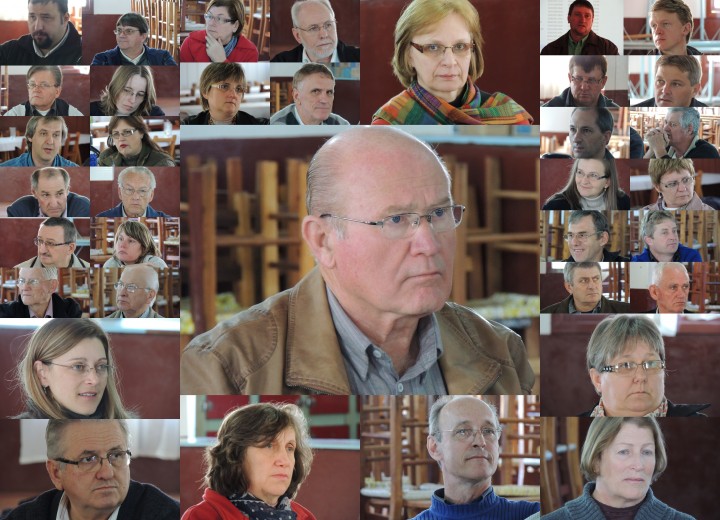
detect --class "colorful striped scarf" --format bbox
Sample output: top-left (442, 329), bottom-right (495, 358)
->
top-left (372, 79), bottom-right (533, 125)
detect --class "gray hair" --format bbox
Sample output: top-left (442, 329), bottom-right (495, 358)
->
top-left (118, 166), bottom-right (156, 189)
top-left (640, 210), bottom-right (675, 243)
top-left (667, 107), bottom-right (700, 136)
top-left (25, 115), bottom-right (68, 143)
top-left (568, 210), bottom-right (610, 235)
top-left (291, 0), bottom-right (334, 27)
top-left (32, 167), bottom-right (70, 191)
top-left (47, 419), bottom-right (130, 460)
top-left (428, 396), bottom-right (501, 442)
top-left (651, 262), bottom-right (688, 286)
top-left (586, 315), bottom-right (666, 371)
top-left (563, 262), bottom-right (601, 284)
top-left (122, 264), bottom-right (160, 306)
top-left (27, 65), bottom-right (62, 86)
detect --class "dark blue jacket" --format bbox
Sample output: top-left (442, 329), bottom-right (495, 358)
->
top-left (96, 202), bottom-right (171, 218)
top-left (631, 243), bottom-right (702, 262)
top-left (91, 44), bottom-right (177, 66)
top-left (7, 192), bottom-right (90, 217)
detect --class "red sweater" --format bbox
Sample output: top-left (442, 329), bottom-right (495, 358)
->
top-left (182, 489), bottom-right (317, 520)
top-left (179, 31), bottom-right (258, 62)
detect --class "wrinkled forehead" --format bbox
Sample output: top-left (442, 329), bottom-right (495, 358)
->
top-left (571, 110), bottom-right (600, 130)
top-left (653, 219), bottom-right (677, 232)
top-left (37, 173), bottom-right (67, 190)
top-left (122, 171), bottom-right (152, 187)
top-left (570, 65), bottom-right (603, 79)
top-left (568, 216), bottom-right (597, 233)
top-left (38, 224), bottom-right (65, 239)
top-left (659, 266), bottom-right (689, 284)
top-left (20, 267), bottom-right (45, 279)
top-left (440, 398), bottom-right (496, 430)
top-left (62, 421), bottom-right (128, 455)
top-left (297, 1), bottom-right (333, 24)
top-left (36, 120), bottom-right (63, 134)
top-left (121, 266), bottom-right (152, 285)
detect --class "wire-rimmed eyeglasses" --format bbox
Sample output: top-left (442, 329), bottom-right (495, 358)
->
top-left (440, 427), bottom-right (502, 443)
top-left (54, 450), bottom-right (131, 473)
top-left (661, 176), bottom-right (695, 190)
top-left (410, 42), bottom-right (474, 58)
top-left (600, 360), bottom-right (665, 377)
top-left (42, 361), bottom-right (112, 376)
top-left (114, 281), bottom-right (152, 294)
top-left (320, 205), bottom-right (465, 240)
top-left (295, 20), bottom-right (336, 34)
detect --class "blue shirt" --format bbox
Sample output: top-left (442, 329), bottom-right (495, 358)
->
top-left (631, 243), bottom-right (702, 262)
top-left (0, 152), bottom-right (78, 167)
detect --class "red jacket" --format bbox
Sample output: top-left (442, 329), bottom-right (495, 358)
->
top-left (182, 489), bottom-right (317, 520)
top-left (180, 31), bottom-right (258, 62)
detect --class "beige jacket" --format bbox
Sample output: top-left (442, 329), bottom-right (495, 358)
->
top-left (643, 192), bottom-right (714, 211)
top-left (181, 269), bottom-right (535, 395)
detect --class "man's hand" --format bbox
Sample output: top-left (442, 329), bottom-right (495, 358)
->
top-left (206, 33), bottom-right (226, 63)
top-left (643, 127), bottom-right (669, 158)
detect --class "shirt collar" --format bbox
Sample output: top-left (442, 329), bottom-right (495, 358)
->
top-left (568, 296), bottom-right (602, 314)
top-left (56, 493), bottom-right (120, 520)
top-left (669, 134), bottom-right (700, 158)
top-left (33, 23), bottom-right (70, 58)
top-left (29, 295), bottom-right (53, 318)
top-left (119, 45), bottom-right (146, 64)
top-left (302, 45), bottom-right (339, 64)
top-left (121, 204), bottom-right (147, 217)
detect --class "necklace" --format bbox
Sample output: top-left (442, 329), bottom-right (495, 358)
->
top-left (208, 113), bottom-right (237, 125)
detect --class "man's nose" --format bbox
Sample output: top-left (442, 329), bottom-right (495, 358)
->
top-left (410, 217), bottom-right (442, 254)
top-left (95, 458), bottom-right (115, 479)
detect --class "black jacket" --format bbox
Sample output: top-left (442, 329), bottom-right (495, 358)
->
top-left (649, 45), bottom-right (702, 55)
top-left (542, 192), bottom-right (631, 210)
top-left (541, 30), bottom-right (619, 55)
top-left (541, 294), bottom-right (630, 314)
top-left (564, 249), bottom-right (631, 262)
top-left (632, 96), bottom-right (707, 108)
top-left (542, 86), bottom-right (619, 108)
top-left (662, 139), bottom-right (720, 159)
top-left (0, 22), bottom-right (82, 65)
top-left (19, 98), bottom-right (73, 116)
top-left (182, 110), bottom-right (268, 125)
top-left (7, 192), bottom-right (90, 217)
top-left (579, 400), bottom-right (710, 417)
top-left (0, 293), bottom-right (81, 318)
top-left (4, 481), bottom-right (179, 520)
top-left (90, 101), bottom-right (165, 116)
top-left (270, 40), bottom-right (360, 62)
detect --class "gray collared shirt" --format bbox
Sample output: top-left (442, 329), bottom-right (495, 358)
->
top-left (326, 287), bottom-right (447, 395)
top-left (568, 297), bottom-right (602, 314)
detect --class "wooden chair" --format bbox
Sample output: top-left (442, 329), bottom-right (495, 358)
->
top-left (153, 134), bottom-right (177, 159)
top-left (62, 131), bottom-right (82, 164)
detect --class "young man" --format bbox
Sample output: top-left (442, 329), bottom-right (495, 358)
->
top-left (649, 0), bottom-right (699, 55)
top-left (541, 0), bottom-right (619, 55)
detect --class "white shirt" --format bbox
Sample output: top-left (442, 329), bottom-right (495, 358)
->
top-left (301, 46), bottom-right (339, 64)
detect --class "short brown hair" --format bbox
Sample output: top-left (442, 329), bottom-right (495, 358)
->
top-left (648, 158), bottom-right (695, 187)
top-left (199, 62), bottom-right (246, 111)
top-left (203, 403), bottom-right (313, 498)
top-left (392, 0), bottom-right (484, 88)
top-left (115, 219), bottom-right (160, 260)
top-left (206, 0), bottom-right (245, 35)
top-left (651, 0), bottom-right (693, 43)
top-left (656, 55), bottom-right (701, 86)
top-left (293, 63), bottom-right (334, 89)
top-left (569, 55), bottom-right (607, 77)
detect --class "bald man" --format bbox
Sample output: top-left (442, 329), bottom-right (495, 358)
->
top-left (181, 127), bottom-right (534, 395)
top-left (108, 264), bottom-right (162, 318)
top-left (648, 262), bottom-right (692, 313)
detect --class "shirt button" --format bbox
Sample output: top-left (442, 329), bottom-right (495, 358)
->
top-left (373, 349), bottom-right (382, 358)
top-left (397, 383), bottom-right (404, 392)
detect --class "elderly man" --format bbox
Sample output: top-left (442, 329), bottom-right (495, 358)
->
top-left (181, 127), bottom-right (534, 395)
top-left (632, 210), bottom-right (702, 262)
top-left (92, 12), bottom-right (177, 65)
top-left (271, 0), bottom-right (360, 63)
top-left (649, 0), bottom-right (699, 55)
top-left (543, 56), bottom-right (618, 108)
top-left (0, 0), bottom-right (82, 65)
top-left (648, 262), bottom-right (692, 313)
top-left (541, 262), bottom-right (629, 314)
top-left (16, 217), bottom-right (89, 268)
top-left (7, 167), bottom-right (89, 217)
top-left (108, 265), bottom-right (162, 318)
top-left (541, 0), bottom-right (618, 55)
top-left (0, 267), bottom-right (80, 317)
top-left (4, 66), bottom-right (82, 116)
top-left (568, 107), bottom-right (615, 160)
top-left (633, 56), bottom-right (704, 108)
top-left (96, 167), bottom-right (171, 218)
top-left (562, 211), bottom-right (629, 262)
top-left (643, 107), bottom-right (719, 159)
top-left (270, 63), bottom-right (350, 125)
top-left (4, 419), bottom-right (179, 519)
top-left (412, 396), bottom-right (540, 519)
top-left (0, 116), bottom-right (78, 167)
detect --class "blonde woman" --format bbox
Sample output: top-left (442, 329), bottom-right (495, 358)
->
top-left (104, 220), bottom-right (168, 269)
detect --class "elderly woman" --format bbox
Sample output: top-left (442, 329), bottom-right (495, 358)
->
top-left (183, 63), bottom-right (267, 125)
top-left (372, 0), bottom-right (532, 125)
top-left (104, 220), bottom-right (168, 269)
top-left (98, 115), bottom-right (175, 166)
top-left (543, 417), bottom-right (694, 519)
top-left (182, 403), bottom-right (316, 520)
top-left (543, 158), bottom-right (630, 210)
top-left (90, 65), bottom-right (165, 116)
top-left (14, 319), bottom-right (133, 419)
top-left (180, 0), bottom-right (258, 63)
top-left (644, 158), bottom-right (713, 210)
top-left (583, 315), bottom-right (709, 417)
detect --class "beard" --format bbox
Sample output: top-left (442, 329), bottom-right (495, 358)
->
top-left (33, 32), bottom-right (54, 49)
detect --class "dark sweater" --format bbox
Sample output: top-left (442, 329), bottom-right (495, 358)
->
top-left (0, 293), bottom-right (81, 318)
top-left (542, 192), bottom-right (631, 210)
top-left (182, 110), bottom-right (268, 125)
top-left (0, 22), bottom-right (82, 65)
top-left (7, 192), bottom-right (90, 217)
top-left (542, 87), bottom-right (619, 108)
top-left (632, 96), bottom-right (707, 108)
top-left (579, 400), bottom-right (710, 417)
top-left (541, 294), bottom-right (630, 314)
top-left (270, 40), bottom-right (360, 62)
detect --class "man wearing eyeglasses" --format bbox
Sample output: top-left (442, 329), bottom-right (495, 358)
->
top-left (643, 107), bottom-right (720, 159)
top-left (541, 262), bottom-right (629, 314)
top-left (92, 12), bottom-right (177, 66)
top-left (271, 0), bottom-right (360, 63)
top-left (4, 419), bottom-right (179, 519)
top-left (108, 265), bottom-right (162, 318)
top-left (0, 0), bottom-right (82, 65)
top-left (0, 267), bottom-right (81, 318)
top-left (181, 127), bottom-right (535, 395)
top-left (3, 66), bottom-right (83, 116)
top-left (632, 210), bottom-right (702, 262)
top-left (543, 56), bottom-right (618, 108)
top-left (0, 116), bottom-right (78, 168)
top-left (270, 63), bottom-right (350, 125)
top-left (413, 396), bottom-right (539, 519)
top-left (15, 217), bottom-right (89, 268)
top-left (96, 167), bottom-right (171, 218)
top-left (563, 211), bottom-right (630, 262)
top-left (7, 167), bottom-right (89, 218)
top-left (541, 0), bottom-right (619, 56)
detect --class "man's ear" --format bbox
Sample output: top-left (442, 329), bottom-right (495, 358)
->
top-left (147, 289), bottom-right (157, 305)
top-left (564, 281), bottom-right (574, 296)
top-left (602, 130), bottom-right (612, 147)
top-left (301, 215), bottom-right (336, 268)
top-left (648, 284), bottom-right (659, 301)
top-left (292, 87), bottom-right (300, 104)
top-left (427, 435), bottom-right (442, 465)
top-left (46, 460), bottom-right (65, 491)
top-left (48, 279), bottom-right (59, 293)
top-left (292, 27), bottom-right (302, 45)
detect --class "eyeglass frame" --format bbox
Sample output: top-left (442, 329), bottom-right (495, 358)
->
top-left (17, 277), bottom-right (50, 286)
top-left (563, 231), bottom-right (602, 242)
top-left (599, 360), bottom-right (666, 376)
top-left (113, 27), bottom-right (141, 36)
top-left (661, 175), bottom-right (695, 190)
top-left (204, 13), bottom-right (236, 25)
top-left (27, 82), bottom-right (58, 90)
top-left (409, 41), bottom-right (475, 57)
top-left (569, 75), bottom-right (603, 86)
top-left (34, 237), bottom-right (72, 248)
top-left (210, 83), bottom-right (247, 95)
top-left (438, 427), bottom-right (502, 442)
top-left (114, 281), bottom-right (153, 294)
top-left (54, 449), bottom-right (132, 472)
top-left (119, 185), bottom-right (152, 198)
top-left (320, 204), bottom-right (466, 239)
top-left (110, 128), bottom-right (139, 140)
top-left (294, 20), bottom-right (337, 34)
top-left (575, 171), bottom-right (608, 181)
top-left (42, 361), bottom-right (113, 376)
